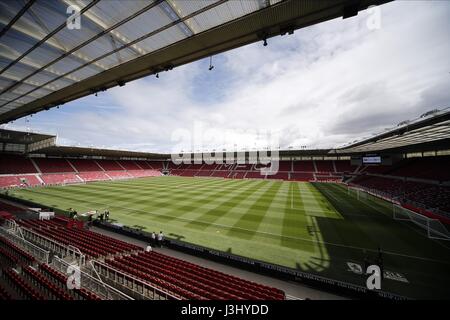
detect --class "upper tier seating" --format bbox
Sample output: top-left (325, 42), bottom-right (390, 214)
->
top-left (135, 161), bottom-right (152, 169)
top-left (0, 155), bottom-right (37, 174)
top-left (95, 160), bottom-right (123, 171)
top-left (334, 160), bottom-right (357, 173)
top-left (360, 165), bottom-right (390, 174)
top-left (69, 159), bottom-right (102, 172)
top-left (117, 160), bottom-right (141, 170)
top-left (292, 161), bottom-right (315, 172)
top-left (277, 161), bottom-right (292, 172)
top-left (147, 161), bottom-right (164, 169)
top-left (33, 158), bottom-right (74, 173)
top-left (315, 161), bottom-right (334, 173)
top-left (384, 156), bottom-right (450, 181)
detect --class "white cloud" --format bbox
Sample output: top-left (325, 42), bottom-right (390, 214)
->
top-left (8, 1), bottom-right (450, 153)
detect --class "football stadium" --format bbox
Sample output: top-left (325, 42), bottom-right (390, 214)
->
top-left (0, 0), bottom-right (449, 305)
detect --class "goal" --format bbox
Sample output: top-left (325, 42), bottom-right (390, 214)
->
top-left (393, 205), bottom-right (450, 241)
top-left (62, 179), bottom-right (85, 186)
top-left (347, 187), bottom-right (368, 200)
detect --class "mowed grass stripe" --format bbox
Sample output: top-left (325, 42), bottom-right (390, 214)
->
top-left (182, 179), bottom-right (269, 231)
top-left (25, 178), bottom-right (248, 214)
top-left (280, 182), bottom-right (314, 250)
top-left (17, 179), bottom-right (255, 225)
top-left (144, 179), bottom-right (260, 225)
top-left (227, 181), bottom-right (284, 240)
top-left (109, 178), bottom-right (256, 224)
top-left (48, 176), bottom-right (237, 201)
top-left (198, 180), bottom-right (275, 229)
top-left (254, 181), bottom-right (292, 242)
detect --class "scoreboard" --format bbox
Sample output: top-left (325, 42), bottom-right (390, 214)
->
top-left (362, 155), bottom-right (382, 164)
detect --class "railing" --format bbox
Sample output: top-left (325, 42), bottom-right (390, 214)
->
top-left (0, 226), bottom-right (50, 264)
top-left (52, 256), bottom-right (133, 300)
top-left (19, 226), bottom-right (86, 265)
top-left (92, 260), bottom-right (180, 300)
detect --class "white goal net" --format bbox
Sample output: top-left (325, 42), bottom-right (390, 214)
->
top-left (347, 187), bottom-right (368, 200)
top-left (393, 205), bottom-right (450, 241)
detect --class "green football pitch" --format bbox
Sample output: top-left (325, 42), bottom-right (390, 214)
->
top-left (8, 176), bottom-right (450, 299)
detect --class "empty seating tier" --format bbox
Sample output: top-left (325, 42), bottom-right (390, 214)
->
top-left (17, 220), bottom-right (141, 258)
top-left (0, 155), bottom-right (37, 174)
top-left (105, 251), bottom-right (284, 300)
top-left (33, 158), bottom-right (74, 173)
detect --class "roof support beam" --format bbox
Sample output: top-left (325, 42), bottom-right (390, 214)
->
top-left (0, 0), bottom-right (36, 39)
top-left (0, 0), bottom-right (100, 77)
top-left (61, 0), bottom-right (148, 56)
top-left (0, 0), bottom-right (163, 106)
top-left (0, 18), bottom-right (108, 72)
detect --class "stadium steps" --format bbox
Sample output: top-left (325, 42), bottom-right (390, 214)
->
top-left (29, 158), bottom-right (42, 174)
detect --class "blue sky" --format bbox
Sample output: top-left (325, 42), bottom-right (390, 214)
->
top-left (3, 0), bottom-right (450, 153)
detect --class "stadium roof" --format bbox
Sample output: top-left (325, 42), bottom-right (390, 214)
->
top-left (336, 109), bottom-right (450, 154)
top-left (0, 0), bottom-right (391, 124)
top-left (0, 128), bottom-right (53, 144)
top-left (32, 145), bottom-right (165, 159)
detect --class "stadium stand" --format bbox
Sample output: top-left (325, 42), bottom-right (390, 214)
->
top-left (315, 160), bottom-right (334, 173)
top-left (77, 171), bottom-right (110, 182)
top-left (106, 171), bottom-right (132, 180)
top-left (33, 158), bottom-right (74, 173)
top-left (350, 175), bottom-right (450, 218)
top-left (116, 160), bottom-right (141, 170)
top-left (0, 176), bottom-right (22, 188)
top-left (2, 153), bottom-right (449, 218)
top-left (95, 160), bottom-right (124, 171)
top-left (335, 160), bottom-right (358, 173)
top-left (0, 155), bottom-right (37, 174)
top-left (0, 155), bottom-right (166, 188)
top-left (16, 220), bottom-right (141, 258)
top-left (293, 160), bottom-right (315, 172)
top-left (0, 233), bottom-right (101, 300)
top-left (106, 251), bottom-right (284, 300)
top-left (40, 174), bottom-right (80, 185)
top-left (68, 159), bottom-right (103, 172)
top-left (147, 161), bottom-right (165, 169)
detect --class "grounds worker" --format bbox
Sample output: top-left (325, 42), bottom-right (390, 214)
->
top-left (157, 231), bottom-right (164, 247)
top-left (151, 232), bottom-right (156, 246)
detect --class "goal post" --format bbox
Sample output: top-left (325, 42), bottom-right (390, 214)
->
top-left (393, 205), bottom-right (450, 241)
top-left (62, 179), bottom-right (86, 186)
top-left (346, 186), bottom-right (368, 201)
